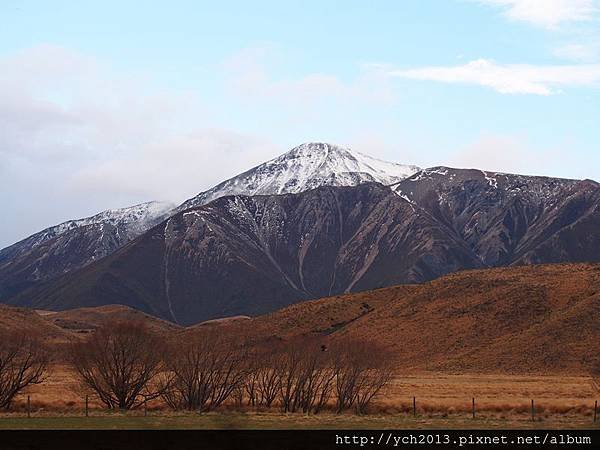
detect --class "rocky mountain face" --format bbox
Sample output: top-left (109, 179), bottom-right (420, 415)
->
top-left (177, 142), bottom-right (420, 211)
top-left (9, 166), bottom-right (600, 325)
top-left (2, 145), bottom-right (599, 325)
top-left (0, 201), bottom-right (174, 300)
top-left (7, 184), bottom-right (481, 325)
top-left (0, 143), bottom-right (418, 302)
top-left (393, 167), bottom-right (600, 266)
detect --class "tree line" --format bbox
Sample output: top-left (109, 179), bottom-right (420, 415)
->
top-left (2, 322), bottom-right (600, 414)
top-left (0, 321), bottom-right (394, 414)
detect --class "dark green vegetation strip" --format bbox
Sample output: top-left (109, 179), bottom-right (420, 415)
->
top-left (0, 414), bottom-right (598, 430)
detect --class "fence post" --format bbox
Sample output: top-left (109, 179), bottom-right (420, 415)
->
top-left (413, 397), bottom-right (416, 417)
top-left (27, 395), bottom-right (31, 418)
top-left (85, 395), bottom-right (89, 417)
top-left (472, 397), bottom-right (475, 419)
top-left (594, 400), bottom-right (597, 424)
top-left (531, 399), bottom-right (535, 421)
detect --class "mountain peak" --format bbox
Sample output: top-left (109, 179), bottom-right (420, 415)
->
top-left (177, 143), bottom-right (420, 211)
top-left (284, 142), bottom-right (349, 158)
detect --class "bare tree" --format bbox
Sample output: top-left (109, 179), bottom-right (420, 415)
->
top-left (242, 337), bottom-right (390, 415)
top-left (331, 339), bottom-right (393, 414)
top-left (0, 330), bottom-right (48, 409)
top-left (276, 340), bottom-right (304, 413)
top-left (161, 331), bottom-right (248, 412)
top-left (294, 344), bottom-right (335, 414)
top-left (332, 349), bottom-right (361, 413)
top-left (271, 338), bottom-right (335, 414)
top-left (353, 365), bottom-right (393, 414)
top-left (243, 351), bottom-right (261, 407)
top-left (69, 321), bottom-right (167, 410)
top-left (231, 383), bottom-right (245, 408)
top-left (253, 350), bottom-right (281, 407)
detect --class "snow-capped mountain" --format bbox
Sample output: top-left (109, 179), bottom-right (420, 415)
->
top-left (10, 183), bottom-right (480, 324)
top-left (15, 171), bottom-right (600, 325)
top-left (177, 142), bottom-right (420, 211)
top-left (4, 201), bottom-right (175, 255)
top-left (3, 147), bottom-right (600, 324)
top-left (0, 142), bottom-right (417, 302)
top-left (0, 201), bottom-right (175, 299)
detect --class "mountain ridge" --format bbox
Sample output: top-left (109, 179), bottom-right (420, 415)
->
top-left (8, 174), bottom-right (600, 324)
top-left (0, 143), bottom-right (419, 302)
top-left (7, 183), bottom-right (482, 324)
top-left (2, 144), bottom-right (599, 323)
top-left (177, 142), bottom-right (420, 211)
top-left (0, 201), bottom-right (175, 300)
top-left (393, 166), bottom-right (600, 266)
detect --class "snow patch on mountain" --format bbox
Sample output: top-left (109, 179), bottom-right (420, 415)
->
top-left (40, 201), bottom-right (174, 244)
top-left (393, 166), bottom-right (584, 206)
top-left (178, 142), bottom-right (420, 211)
top-left (0, 201), bottom-right (175, 256)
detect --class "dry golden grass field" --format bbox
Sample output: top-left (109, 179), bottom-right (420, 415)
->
top-left (1, 264), bottom-right (599, 429)
top-left (1, 365), bottom-right (598, 429)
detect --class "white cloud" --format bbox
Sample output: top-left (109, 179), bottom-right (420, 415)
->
top-left (446, 133), bottom-right (597, 182)
top-left (0, 45), bottom-right (279, 248)
top-left (222, 46), bottom-right (396, 112)
top-left (446, 134), bottom-right (562, 175)
top-left (554, 41), bottom-right (600, 61)
top-left (0, 44), bottom-right (408, 248)
top-left (388, 58), bottom-right (600, 95)
top-left (475, 0), bottom-right (598, 29)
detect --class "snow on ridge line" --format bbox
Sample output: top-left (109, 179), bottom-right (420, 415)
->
top-left (1, 200), bottom-right (176, 252)
top-left (178, 142), bottom-right (420, 211)
top-left (50, 200), bottom-right (175, 233)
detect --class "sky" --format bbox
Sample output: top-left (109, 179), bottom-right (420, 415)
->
top-left (1, 0), bottom-right (600, 248)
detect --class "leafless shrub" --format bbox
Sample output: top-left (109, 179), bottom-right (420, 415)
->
top-left (239, 337), bottom-right (391, 414)
top-left (0, 330), bottom-right (49, 409)
top-left (275, 339), bottom-right (304, 413)
top-left (331, 339), bottom-right (393, 414)
top-left (69, 321), bottom-right (167, 410)
top-left (231, 384), bottom-right (245, 408)
top-left (243, 351), bottom-right (260, 407)
top-left (242, 351), bottom-right (281, 408)
top-left (297, 346), bottom-right (336, 414)
top-left (252, 350), bottom-right (281, 408)
top-left (271, 338), bottom-right (335, 414)
top-left (160, 331), bottom-right (248, 412)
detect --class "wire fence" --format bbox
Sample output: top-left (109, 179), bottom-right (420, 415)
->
top-left (5, 395), bottom-right (598, 424)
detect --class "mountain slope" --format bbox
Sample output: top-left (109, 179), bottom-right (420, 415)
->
top-left (393, 167), bottom-right (600, 266)
top-left (0, 201), bottom-right (175, 300)
top-left (9, 184), bottom-right (481, 324)
top-left (0, 143), bottom-right (418, 303)
top-left (5, 166), bottom-right (600, 325)
top-left (0, 304), bottom-right (73, 344)
top-left (177, 142), bottom-right (420, 211)
top-left (43, 304), bottom-right (182, 335)
top-left (206, 263), bottom-right (600, 374)
top-left (3, 148), bottom-right (600, 324)
top-left (2, 264), bottom-right (597, 374)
